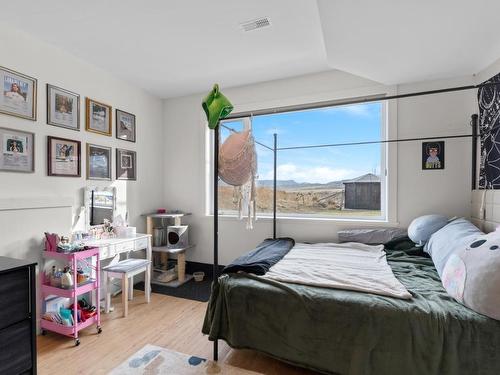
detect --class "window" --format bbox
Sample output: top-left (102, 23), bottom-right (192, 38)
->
top-left (210, 101), bottom-right (387, 220)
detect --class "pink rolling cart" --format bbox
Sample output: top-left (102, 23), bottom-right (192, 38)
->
top-left (40, 247), bottom-right (102, 346)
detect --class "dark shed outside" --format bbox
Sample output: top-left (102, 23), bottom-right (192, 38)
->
top-left (343, 173), bottom-right (381, 210)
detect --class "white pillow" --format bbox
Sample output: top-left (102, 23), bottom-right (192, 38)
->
top-left (442, 230), bottom-right (500, 320)
top-left (424, 218), bottom-right (483, 276)
top-left (407, 214), bottom-right (449, 246)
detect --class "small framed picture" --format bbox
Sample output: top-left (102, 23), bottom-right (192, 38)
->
top-left (86, 98), bottom-right (112, 136)
top-left (116, 148), bottom-right (136, 180)
top-left (47, 84), bottom-right (80, 131)
top-left (87, 143), bottom-right (112, 180)
top-left (0, 66), bottom-right (37, 120)
top-left (422, 141), bottom-right (445, 170)
top-left (116, 109), bottom-right (136, 142)
top-left (47, 136), bottom-right (81, 177)
top-left (0, 127), bottom-right (35, 173)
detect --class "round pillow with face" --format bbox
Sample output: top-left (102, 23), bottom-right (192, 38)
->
top-left (442, 230), bottom-right (500, 320)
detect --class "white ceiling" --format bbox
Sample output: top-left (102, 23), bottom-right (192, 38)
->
top-left (1, 0), bottom-right (500, 98)
top-left (317, 0), bottom-right (500, 85)
top-left (0, 0), bottom-right (329, 98)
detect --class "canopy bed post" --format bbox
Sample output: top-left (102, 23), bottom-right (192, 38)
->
top-left (202, 83), bottom-right (234, 362)
top-left (273, 133), bottom-right (278, 239)
top-left (213, 124), bottom-right (220, 361)
top-left (471, 113), bottom-right (479, 190)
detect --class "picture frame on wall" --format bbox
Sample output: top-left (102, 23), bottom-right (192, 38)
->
top-left (0, 66), bottom-right (37, 120)
top-left (86, 98), bottom-right (112, 136)
top-left (87, 143), bottom-right (111, 180)
top-left (47, 84), bottom-right (80, 131)
top-left (0, 127), bottom-right (35, 173)
top-left (116, 148), bottom-right (136, 180)
top-left (422, 141), bottom-right (445, 170)
top-left (47, 136), bottom-right (81, 177)
top-left (116, 109), bottom-right (136, 142)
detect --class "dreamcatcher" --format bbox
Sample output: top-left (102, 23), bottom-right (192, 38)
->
top-left (218, 119), bottom-right (258, 229)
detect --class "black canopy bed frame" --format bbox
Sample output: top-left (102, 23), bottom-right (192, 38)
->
top-left (210, 80), bottom-right (495, 363)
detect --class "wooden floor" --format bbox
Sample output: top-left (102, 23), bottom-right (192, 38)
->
top-left (38, 291), bottom-right (320, 375)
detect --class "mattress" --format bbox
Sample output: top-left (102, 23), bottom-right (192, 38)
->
top-left (203, 247), bottom-right (500, 375)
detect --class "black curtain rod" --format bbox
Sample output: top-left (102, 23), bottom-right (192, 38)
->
top-left (278, 133), bottom-right (475, 151)
top-left (224, 80), bottom-right (499, 120)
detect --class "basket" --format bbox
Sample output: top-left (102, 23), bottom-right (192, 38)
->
top-left (193, 271), bottom-right (205, 282)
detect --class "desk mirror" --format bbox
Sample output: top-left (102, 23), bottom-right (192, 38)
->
top-left (84, 187), bottom-right (116, 229)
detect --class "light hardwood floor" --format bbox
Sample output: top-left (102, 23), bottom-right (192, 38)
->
top-left (38, 291), bottom-right (319, 374)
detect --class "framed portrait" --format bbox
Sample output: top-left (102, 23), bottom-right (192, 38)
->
top-left (0, 127), bottom-right (35, 173)
top-left (87, 143), bottom-right (111, 180)
top-left (0, 66), bottom-right (37, 120)
top-left (422, 141), bottom-right (445, 170)
top-left (116, 109), bottom-right (136, 142)
top-left (47, 84), bottom-right (80, 130)
top-left (116, 148), bottom-right (136, 180)
top-left (86, 98), bottom-right (112, 136)
top-left (47, 136), bottom-right (81, 177)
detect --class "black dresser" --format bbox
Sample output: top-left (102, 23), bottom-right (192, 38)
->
top-left (0, 256), bottom-right (37, 375)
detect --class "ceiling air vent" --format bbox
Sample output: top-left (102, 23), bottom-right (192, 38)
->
top-left (240, 17), bottom-right (271, 32)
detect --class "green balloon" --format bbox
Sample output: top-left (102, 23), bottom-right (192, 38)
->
top-left (202, 84), bottom-right (234, 129)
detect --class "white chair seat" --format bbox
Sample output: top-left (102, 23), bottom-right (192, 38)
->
top-left (103, 258), bottom-right (150, 273)
top-left (103, 258), bottom-right (151, 317)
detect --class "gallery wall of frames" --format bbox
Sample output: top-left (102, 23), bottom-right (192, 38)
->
top-left (0, 24), bottom-right (166, 267)
top-left (0, 65), bottom-right (137, 181)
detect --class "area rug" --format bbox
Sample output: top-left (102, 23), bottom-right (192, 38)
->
top-left (109, 344), bottom-right (262, 375)
top-left (135, 279), bottom-right (212, 302)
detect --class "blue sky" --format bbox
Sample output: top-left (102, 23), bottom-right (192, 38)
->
top-left (221, 102), bottom-right (383, 183)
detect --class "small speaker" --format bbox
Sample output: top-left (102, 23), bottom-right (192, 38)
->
top-left (167, 225), bottom-right (189, 249)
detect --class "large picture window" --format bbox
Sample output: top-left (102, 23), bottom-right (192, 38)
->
top-left (211, 101), bottom-right (387, 220)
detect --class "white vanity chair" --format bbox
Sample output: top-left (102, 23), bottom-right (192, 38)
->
top-left (103, 254), bottom-right (151, 317)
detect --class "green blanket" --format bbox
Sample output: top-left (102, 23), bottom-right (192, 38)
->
top-left (203, 249), bottom-right (500, 375)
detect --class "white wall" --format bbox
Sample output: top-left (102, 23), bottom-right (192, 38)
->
top-left (163, 70), bottom-right (476, 265)
top-left (397, 77), bottom-right (476, 223)
top-left (0, 23), bottom-right (164, 269)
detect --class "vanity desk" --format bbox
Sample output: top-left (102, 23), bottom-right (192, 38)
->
top-left (82, 187), bottom-right (152, 302)
top-left (84, 233), bottom-right (152, 302)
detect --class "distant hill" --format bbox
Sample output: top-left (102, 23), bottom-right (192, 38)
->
top-left (256, 179), bottom-right (345, 190)
top-left (256, 173), bottom-right (379, 190)
top-left (220, 174), bottom-right (379, 190)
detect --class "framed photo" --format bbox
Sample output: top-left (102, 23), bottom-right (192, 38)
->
top-left (116, 148), bottom-right (136, 180)
top-left (0, 66), bottom-right (37, 120)
top-left (86, 98), bottom-right (112, 136)
top-left (116, 109), bottom-right (136, 142)
top-left (0, 127), bottom-right (34, 173)
top-left (47, 84), bottom-right (80, 130)
top-left (87, 143), bottom-right (112, 180)
top-left (422, 141), bottom-right (445, 170)
top-left (47, 136), bottom-right (81, 177)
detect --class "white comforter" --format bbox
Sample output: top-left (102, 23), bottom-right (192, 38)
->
top-left (263, 242), bottom-right (412, 300)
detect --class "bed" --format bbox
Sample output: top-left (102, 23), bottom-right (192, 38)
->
top-left (202, 238), bottom-right (500, 375)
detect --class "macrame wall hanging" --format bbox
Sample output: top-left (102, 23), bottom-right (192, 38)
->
top-left (478, 73), bottom-right (500, 188)
top-left (218, 119), bottom-right (258, 229)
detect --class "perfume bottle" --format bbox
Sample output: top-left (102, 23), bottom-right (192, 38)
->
top-left (61, 266), bottom-right (74, 289)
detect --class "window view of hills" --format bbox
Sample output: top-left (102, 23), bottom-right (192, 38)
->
top-left (218, 101), bottom-right (384, 219)
top-left (219, 173), bottom-right (382, 218)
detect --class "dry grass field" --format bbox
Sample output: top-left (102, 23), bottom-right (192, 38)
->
top-left (219, 186), bottom-right (381, 217)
